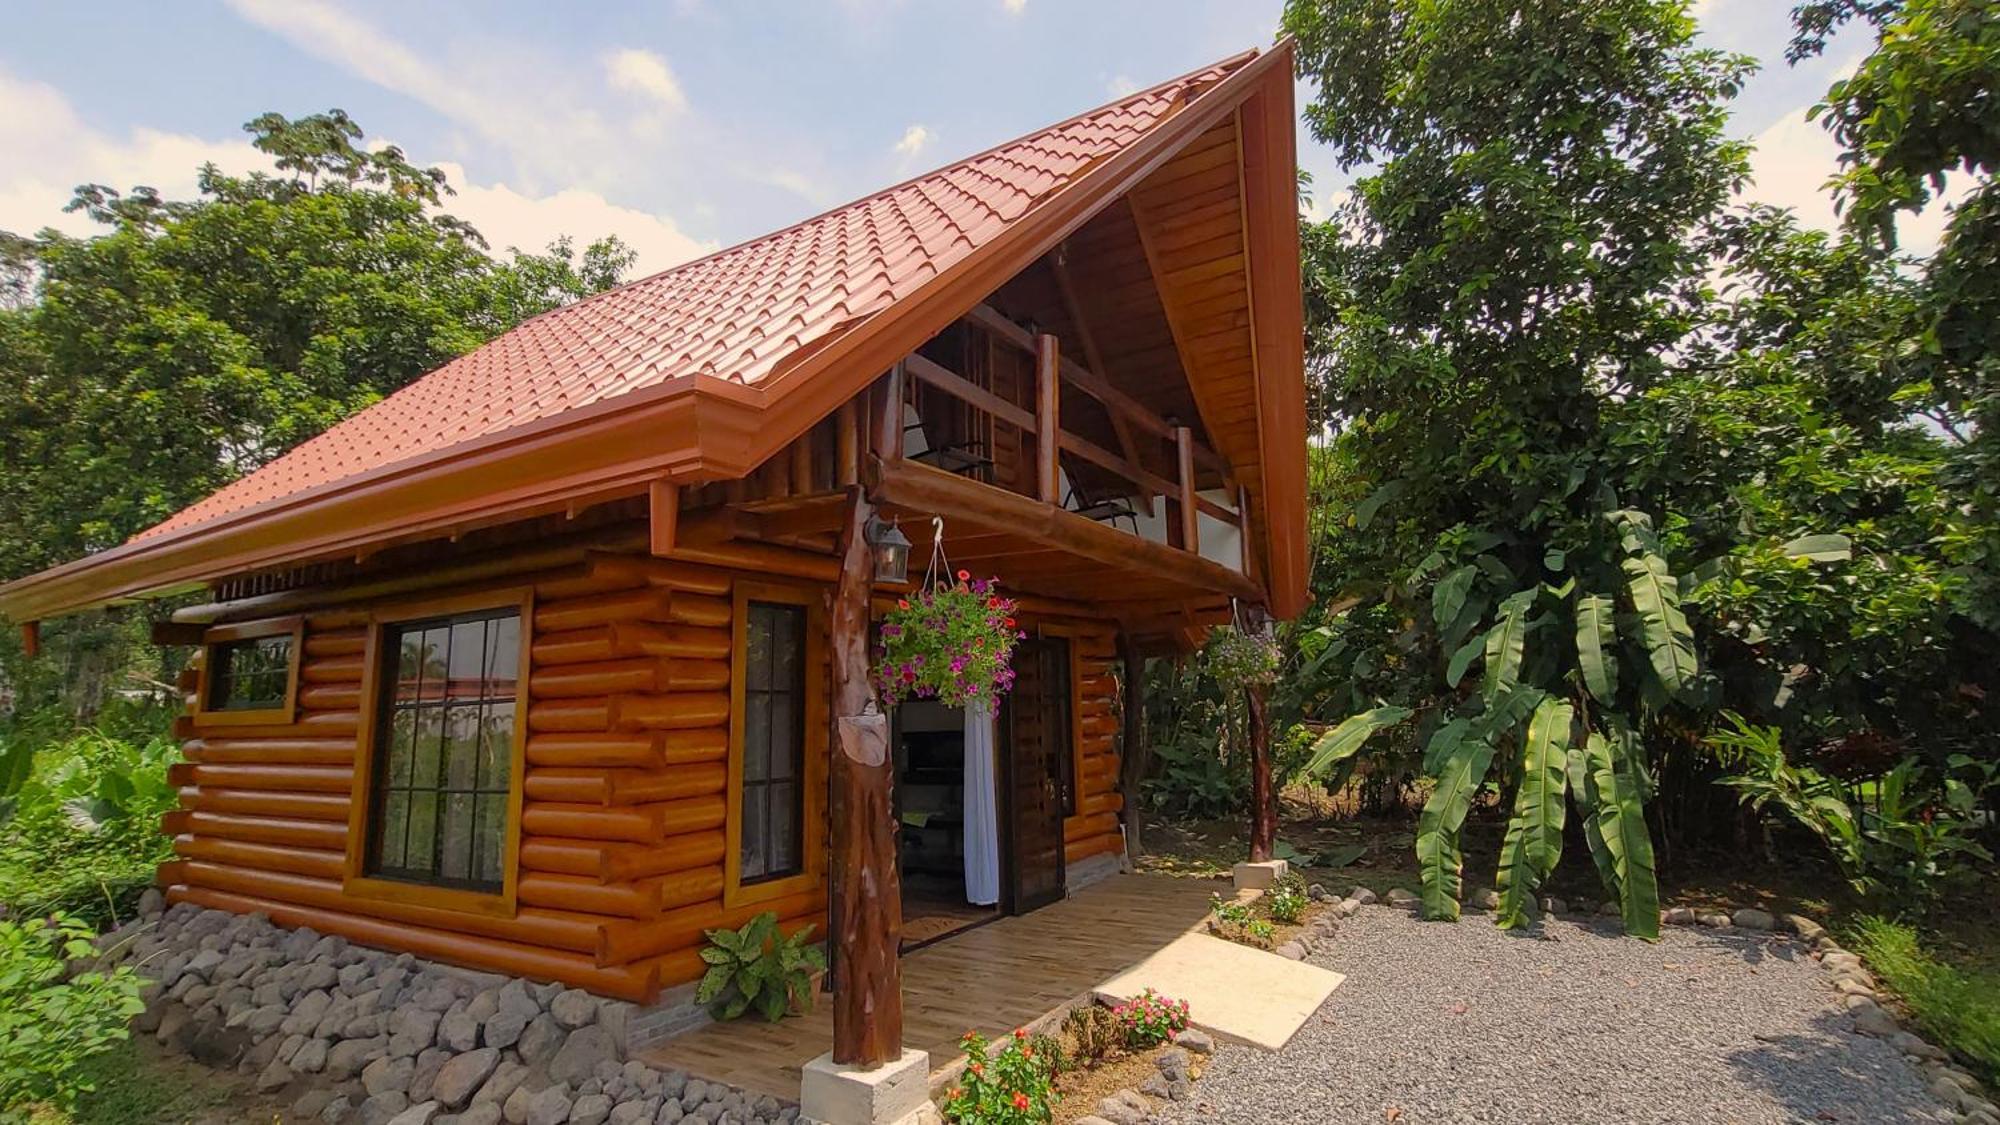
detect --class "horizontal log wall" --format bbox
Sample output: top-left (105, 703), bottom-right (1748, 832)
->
top-left (1061, 628), bottom-right (1126, 867)
top-left (163, 549), bottom-right (829, 1004)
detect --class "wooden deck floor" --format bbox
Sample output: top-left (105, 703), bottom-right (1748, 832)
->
top-left (638, 872), bottom-right (1223, 1102)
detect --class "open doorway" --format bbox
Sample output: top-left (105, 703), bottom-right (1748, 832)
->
top-left (893, 700), bottom-right (1003, 949)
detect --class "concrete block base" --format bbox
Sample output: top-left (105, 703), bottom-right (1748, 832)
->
top-left (1232, 859), bottom-right (1290, 890)
top-left (799, 1048), bottom-right (940, 1125)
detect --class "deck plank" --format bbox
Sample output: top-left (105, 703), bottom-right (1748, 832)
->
top-left (638, 872), bottom-right (1223, 1101)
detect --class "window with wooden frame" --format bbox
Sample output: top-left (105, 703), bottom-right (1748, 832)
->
top-left (346, 591), bottom-right (531, 915)
top-left (193, 617), bottom-right (303, 727)
top-left (725, 581), bottom-right (827, 908)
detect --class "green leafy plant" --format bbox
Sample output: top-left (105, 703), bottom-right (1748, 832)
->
top-left (1843, 915), bottom-right (2000, 1085)
top-left (1026, 1032), bottom-right (1070, 1079)
top-left (1209, 893), bottom-right (1252, 926)
top-left (1712, 715), bottom-right (1995, 908)
top-left (0, 913), bottom-right (147, 1115)
top-left (874, 574), bottom-right (1022, 708)
top-left (1266, 882), bottom-right (1308, 925)
top-left (941, 1029), bottom-right (1056, 1124)
top-left (1060, 1003), bottom-right (1121, 1067)
top-left (695, 912), bottom-right (825, 1022)
top-left (0, 726), bottom-right (180, 926)
top-left (1111, 988), bottom-right (1190, 1049)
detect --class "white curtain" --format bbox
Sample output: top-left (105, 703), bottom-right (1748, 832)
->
top-left (962, 701), bottom-right (1001, 906)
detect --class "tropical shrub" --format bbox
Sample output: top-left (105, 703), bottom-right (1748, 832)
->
top-left (1209, 893), bottom-right (1252, 927)
top-left (874, 574), bottom-right (1021, 708)
top-left (0, 913), bottom-right (147, 1116)
top-left (1112, 989), bottom-right (1189, 1049)
top-left (0, 725), bottom-right (179, 927)
top-left (1712, 716), bottom-right (1996, 908)
top-left (1843, 915), bottom-right (2000, 1085)
top-left (695, 912), bottom-right (825, 1021)
top-left (941, 1029), bottom-right (1056, 1124)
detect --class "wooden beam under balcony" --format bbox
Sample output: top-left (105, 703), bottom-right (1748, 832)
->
top-left (868, 458), bottom-right (1260, 602)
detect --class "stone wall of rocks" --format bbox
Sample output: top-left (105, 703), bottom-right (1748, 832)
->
top-left (102, 893), bottom-right (796, 1125)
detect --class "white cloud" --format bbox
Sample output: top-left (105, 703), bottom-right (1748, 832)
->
top-left (893, 124), bottom-right (934, 160)
top-left (1106, 74), bottom-right (1139, 98)
top-left (0, 69), bottom-right (266, 238)
top-left (754, 167), bottom-right (832, 207)
top-left (438, 163), bottom-right (711, 274)
top-left (1001, 0), bottom-right (1027, 13)
top-left (1746, 98), bottom-right (1961, 255)
top-left (0, 66), bottom-right (708, 276)
top-left (603, 48), bottom-right (689, 113)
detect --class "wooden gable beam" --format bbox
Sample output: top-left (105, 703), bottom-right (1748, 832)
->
top-left (1049, 244), bottom-right (1151, 499)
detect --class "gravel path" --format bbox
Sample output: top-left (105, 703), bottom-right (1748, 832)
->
top-left (1158, 903), bottom-right (1954, 1125)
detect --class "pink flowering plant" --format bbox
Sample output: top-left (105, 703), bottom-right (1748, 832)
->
top-left (1111, 988), bottom-right (1190, 1049)
top-left (873, 571), bottom-right (1022, 708)
top-left (941, 1028), bottom-right (1057, 1124)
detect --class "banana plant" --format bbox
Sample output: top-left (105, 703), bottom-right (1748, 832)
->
top-left (1306, 508), bottom-right (1710, 939)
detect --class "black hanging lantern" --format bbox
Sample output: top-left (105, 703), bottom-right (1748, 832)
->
top-left (864, 515), bottom-right (912, 584)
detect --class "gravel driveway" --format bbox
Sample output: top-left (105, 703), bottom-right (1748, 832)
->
top-left (1159, 903), bottom-right (1954, 1125)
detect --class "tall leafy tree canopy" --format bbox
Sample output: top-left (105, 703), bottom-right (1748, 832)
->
top-left (1280, 0), bottom-right (1993, 932)
top-left (0, 110), bottom-right (634, 581)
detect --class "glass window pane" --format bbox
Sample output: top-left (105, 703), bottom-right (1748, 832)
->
top-left (474, 796), bottom-right (506, 886)
top-left (439, 793), bottom-right (474, 882)
top-left (769, 782), bottom-right (797, 873)
top-left (386, 709), bottom-right (415, 787)
top-left (444, 704), bottom-right (479, 790)
top-left (376, 791), bottom-right (408, 870)
top-left (412, 706), bottom-right (444, 788)
top-left (405, 791), bottom-right (437, 874)
top-left (768, 696), bottom-right (795, 780)
top-left (744, 701), bottom-right (770, 782)
top-left (486, 615), bottom-right (520, 689)
top-left (746, 610), bottom-right (772, 691)
top-left (741, 791), bottom-right (768, 881)
top-left (446, 619), bottom-right (486, 700)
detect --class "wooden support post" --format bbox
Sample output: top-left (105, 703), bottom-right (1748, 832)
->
top-left (1117, 634), bottom-right (1150, 857)
top-left (1245, 609), bottom-right (1275, 863)
top-left (875, 363), bottom-right (906, 468)
top-left (1036, 333), bottom-right (1061, 504)
top-left (829, 487), bottom-right (903, 1067)
top-left (648, 480), bottom-right (679, 557)
top-left (1175, 426), bottom-right (1198, 553)
top-left (20, 620), bottom-right (40, 660)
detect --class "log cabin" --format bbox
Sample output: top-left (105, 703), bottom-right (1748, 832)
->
top-left (0, 41), bottom-right (1306, 1088)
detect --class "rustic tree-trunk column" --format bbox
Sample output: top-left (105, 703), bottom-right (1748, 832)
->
top-left (1117, 634), bottom-right (1150, 857)
top-left (1035, 333), bottom-right (1061, 504)
top-left (829, 485), bottom-right (903, 1067)
top-left (1246, 678), bottom-right (1275, 862)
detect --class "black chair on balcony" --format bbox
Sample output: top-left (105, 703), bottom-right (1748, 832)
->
top-left (1062, 475), bottom-right (1140, 534)
top-left (904, 406), bottom-right (994, 479)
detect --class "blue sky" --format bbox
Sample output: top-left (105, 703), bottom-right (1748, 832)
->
top-left (0, 0), bottom-right (1913, 276)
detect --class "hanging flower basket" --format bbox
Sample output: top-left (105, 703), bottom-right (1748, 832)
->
top-left (874, 566), bottom-right (1023, 709)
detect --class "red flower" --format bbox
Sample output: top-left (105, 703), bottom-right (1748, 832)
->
top-left (897, 599), bottom-right (910, 609)
top-left (1003, 617), bottom-right (1016, 627)
top-left (957, 569), bottom-right (970, 581)
top-left (969, 1062), bottom-right (984, 1076)
top-left (1012, 1092), bottom-right (1030, 1111)
top-left (1013, 1028), bottom-right (1027, 1039)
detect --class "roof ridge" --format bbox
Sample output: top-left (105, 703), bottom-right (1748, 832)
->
top-left (505, 46), bottom-right (1262, 332)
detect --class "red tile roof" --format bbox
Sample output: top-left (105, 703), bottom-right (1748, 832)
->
top-left (138, 50), bottom-right (1257, 542)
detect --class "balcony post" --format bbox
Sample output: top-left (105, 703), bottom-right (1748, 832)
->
top-left (1175, 425), bottom-right (1198, 553)
top-left (1036, 333), bottom-right (1061, 504)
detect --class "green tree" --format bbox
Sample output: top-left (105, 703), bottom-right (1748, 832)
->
top-left (0, 110), bottom-right (635, 719)
top-left (1279, 0), bottom-right (1996, 932)
top-left (0, 109), bottom-right (634, 582)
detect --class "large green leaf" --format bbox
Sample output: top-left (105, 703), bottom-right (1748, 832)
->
top-left (1574, 593), bottom-right (1618, 702)
top-left (1355, 480), bottom-right (1404, 530)
top-left (1432, 564), bottom-right (1477, 629)
top-left (1585, 724), bottom-right (1661, 939)
top-left (1780, 532), bottom-right (1852, 562)
top-left (1481, 589), bottom-right (1534, 701)
top-left (1621, 552), bottom-right (1697, 697)
top-left (1445, 635), bottom-right (1483, 688)
top-left (1421, 716), bottom-right (1474, 773)
top-left (1302, 706), bottom-right (1414, 778)
top-left (1495, 696), bottom-right (1573, 929)
top-left (1567, 742), bottom-right (1621, 901)
top-left (1415, 728), bottom-right (1497, 921)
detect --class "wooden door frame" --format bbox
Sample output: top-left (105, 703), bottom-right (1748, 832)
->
top-left (999, 638), bottom-right (1069, 915)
